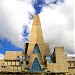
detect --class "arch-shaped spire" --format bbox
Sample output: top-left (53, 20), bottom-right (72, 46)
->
top-left (27, 14), bottom-right (46, 56)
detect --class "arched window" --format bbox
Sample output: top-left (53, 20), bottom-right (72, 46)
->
top-left (32, 44), bottom-right (40, 54)
top-left (31, 58), bottom-right (41, 71)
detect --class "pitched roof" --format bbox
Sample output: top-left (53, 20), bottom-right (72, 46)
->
top-left (4, 51), bottom-right (23, 60)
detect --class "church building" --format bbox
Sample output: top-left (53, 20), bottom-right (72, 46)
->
top-left (0, 15), bottom-right (75, 75)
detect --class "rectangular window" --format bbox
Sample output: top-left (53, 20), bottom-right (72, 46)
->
top-left (18, 67), bottom-right (21, 71)
top-left (8, 61), bottom-right (11, 65)
top-left (70, 62), bottom-right (71, 66)
top-left (16, 61), bottom-right (19, 65)
top-left (14, 67), bottom-right (18, 71)
top-left (12, 61), bottom-right (15, 65)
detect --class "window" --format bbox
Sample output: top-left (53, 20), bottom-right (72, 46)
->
top-left (22, 56), bottom-right (26, 61)
top-left (16, 56), bottom-right (20, 61)
top-left (70, 62), bottom-right (71, 66)
top-left (1, 66), bottom-right (3, 68)
top-left (4, 66), bottom-right (6, 68)
top-left (1, 66), bottom-right (6, 68)
top-left (12, 61), bottom-right (15, 65)
top-left (31, 58), bottom-right (41, 71)
top-left (19, 61), bottom-right (23, 66)
top-left (32, 44), bottom-right (40, 54)
top-left (8, 61), bottom-right (11, 65)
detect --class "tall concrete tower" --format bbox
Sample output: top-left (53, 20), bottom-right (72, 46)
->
top-left (24, 14), bottom-right (50, 69)
top-left (28, 15), bottom-right (46, 56)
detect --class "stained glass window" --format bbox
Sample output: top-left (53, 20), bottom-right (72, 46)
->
top-left (32, 44), bottom-right (40, 54)
top-left (22, 56), bottom-right (26, 61)
top-left (31, 58), bottom-right (41, 71)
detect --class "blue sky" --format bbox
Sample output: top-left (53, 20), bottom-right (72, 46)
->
top-left (0, 0), bottom-right (74, 58)
top-left (0, 38), bottom-right (23, 54)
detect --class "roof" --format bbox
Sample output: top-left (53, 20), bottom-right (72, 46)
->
top-left (4, 51), bottom-right (23, 61)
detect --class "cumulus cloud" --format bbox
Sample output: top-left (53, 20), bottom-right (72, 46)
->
top-left (0, 0), bottom-right (74, 55)
top-left (67, 54), bottom-right (75, 57)
top-left (0, 0), bottom-right (34, 48)
top-left (0, 53), bottom-right (4, 59)
top-left (39, 0), bottom-right (74, 54)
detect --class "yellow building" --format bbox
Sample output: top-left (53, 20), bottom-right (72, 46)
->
top-left (0, 15), bottom-right (75, 75)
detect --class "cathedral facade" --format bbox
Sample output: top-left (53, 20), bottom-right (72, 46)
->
top-left (0, 15), bottom-right (75, 75)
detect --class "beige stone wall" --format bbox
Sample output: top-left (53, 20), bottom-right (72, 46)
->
top-left (67, 61), bottom-right (75, 75)
top-left (4, 51), bottom-right (22, 61)
top-left (0, 59), bottom-right (4, 72)
top-left (0, 59), bottom-right (23, 72)
top-left (10, 66), bottom-right (22, 72)
top-left (66, 69), bottom-right (75, 75)
top-left (4, 61), bottom-right (8, 65)
top-left (18, 67), bottom-right (22, 71)
top-left (47, 48), bottom-right (75, 75)
top-left (47, 47), bottom-right (68, 73)
top-left (68, 69), bottom-right (75, 75)
top-left (30, 53), bottom-right (43, 66)
top-left (67, 57), bottom-right (75, 75)
top-left (55, 47), bottom-right (68, 72)
top-left (45, 43), bottom-right (50, 56)
top-left (47, 61), bottom-right (57, 72)
top-left (10, 66), bottom-right (14, 71)
top-left (0, 65), bottom-right (2, 72)
top-left (4, 66), bottom-right (22, 72)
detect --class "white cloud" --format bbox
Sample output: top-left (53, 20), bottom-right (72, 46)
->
top-left (0, 53), bottom-right (4, 59)
top-left (0, 0), bottom-right (74, 55)
top-left (67, 54), bottom-right (75, 57)
top-left (0, 0), bottom-right (34, 48)
top-left (39, 0), bottom-right (74, 54)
